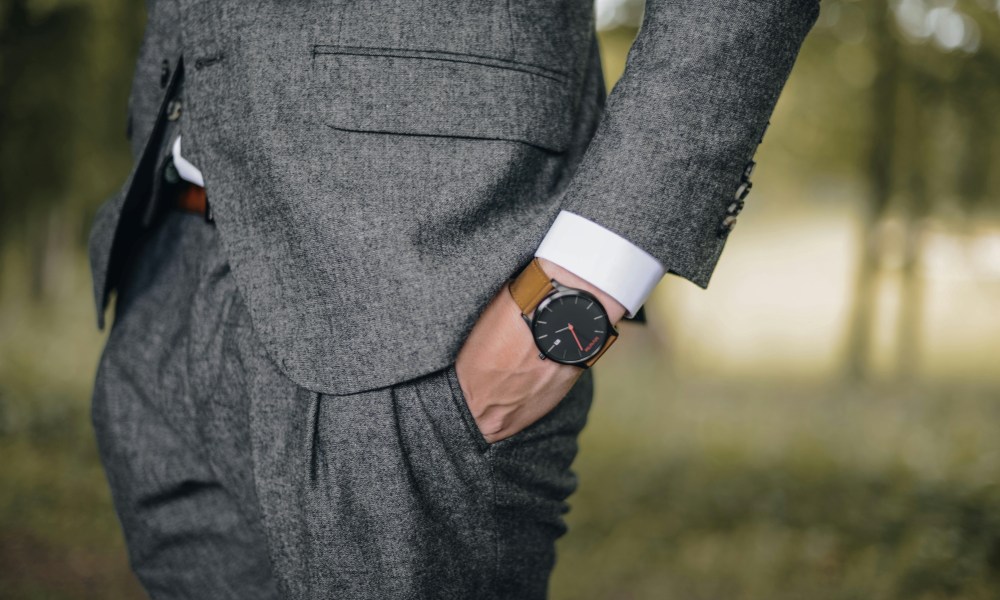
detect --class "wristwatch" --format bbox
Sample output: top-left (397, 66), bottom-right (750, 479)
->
top-left (508, 259), bottom-right (618, 368)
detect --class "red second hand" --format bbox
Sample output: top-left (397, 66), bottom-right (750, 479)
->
top-left (568, 323), bottom-right (584, 351)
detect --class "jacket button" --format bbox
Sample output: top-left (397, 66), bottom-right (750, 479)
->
top-left (735, 181), bottom-right (752, 202)
top-left (163, 158), bottom-right (180, 184)
top-left (718, 214), bottom-right (738, 238)
top-left (160, 59), bottom-right (171, 89)
top-left (166, 99), bottom-right (183, 121)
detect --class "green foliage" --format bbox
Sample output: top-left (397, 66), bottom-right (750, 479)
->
top-left (0, 253), bottom-right (140, 599)
top-left (0, 0), bottom-right (143, 249)
top-left (557, 428), bottom-right (1000, 599)
top-left (549, 350), bottom-right (1000, 599)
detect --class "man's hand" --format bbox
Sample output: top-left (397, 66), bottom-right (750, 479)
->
top-left (454, 258), bottom-right (626, 444)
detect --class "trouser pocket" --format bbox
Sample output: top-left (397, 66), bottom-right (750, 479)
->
top-left (443, 361), bottom-right (594, 453)
top-left (442, 363), bottom-right (492, 451)
top-left (252, 362), bottom-right (595, 599)
top-left (442, 363), bottom-right (596, 599)
top-left (278, 366), bottom-right (497, 598)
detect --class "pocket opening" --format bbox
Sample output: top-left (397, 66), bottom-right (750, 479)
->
top-left (309, 47), bottom-right (575, 153)
top-left (444, 364), bottom-right (493, 453)
top-left (312, 45), bottom-right (569, 84)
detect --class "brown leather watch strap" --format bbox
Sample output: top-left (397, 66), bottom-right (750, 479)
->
top-left (177, 184), bottom-right (208, 215)
top-left (584, 331), bottom-right (617, 368)
top-left (508, 258), bottom-right (555, 315)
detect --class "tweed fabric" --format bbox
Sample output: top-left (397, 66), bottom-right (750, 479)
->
top-left (93, 211), bottom-right (595, 599)
top-left (88, 0), bottom-right (819, 395)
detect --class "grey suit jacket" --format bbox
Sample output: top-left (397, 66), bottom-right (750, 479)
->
top-left (89, 0), bottom-right (820, 395)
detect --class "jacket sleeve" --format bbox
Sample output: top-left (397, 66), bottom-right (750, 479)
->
top-left (558, 0), bottom-right (821, 288)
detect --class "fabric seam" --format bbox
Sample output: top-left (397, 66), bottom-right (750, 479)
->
top-left (312, 44), bottom-right (569, 83)
top-left (326, 124), bottom-right (565, 155)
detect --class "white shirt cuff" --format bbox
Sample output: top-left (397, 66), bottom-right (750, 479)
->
top-left (171, 136), bottom-right (205, 187)
top-left (534, 210), bottom-right (665, 318)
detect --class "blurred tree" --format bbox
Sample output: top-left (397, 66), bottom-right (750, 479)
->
top-left (844, 0), bottom-right (900, 382)
top-left (836, 0), bottom-right (1000, 381)
top-left (0, 0), bottom-right (142, 298)
top-left (896, 68), bottom-right (932, 381)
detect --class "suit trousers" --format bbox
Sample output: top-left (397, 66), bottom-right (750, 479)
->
top-left (91, 210), bottom-right (595, 599)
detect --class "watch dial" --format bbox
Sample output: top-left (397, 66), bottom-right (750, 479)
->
top-left (531, 292), bottom-right (610, 365)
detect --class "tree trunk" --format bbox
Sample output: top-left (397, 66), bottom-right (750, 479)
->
top-left (844, 1), bottom-right (899, 382)
top-left (896, 82), bottom-right (931, 381)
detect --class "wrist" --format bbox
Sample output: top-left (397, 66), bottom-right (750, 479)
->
top-left (535, 258), bottom-right (628, 326)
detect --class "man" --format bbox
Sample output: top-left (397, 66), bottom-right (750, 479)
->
top-left (89, 1), bottom-right (819, 598)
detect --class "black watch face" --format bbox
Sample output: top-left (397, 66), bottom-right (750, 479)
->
top-left (530, 290), bottom-right (611, 365)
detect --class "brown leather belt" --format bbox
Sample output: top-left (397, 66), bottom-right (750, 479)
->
top-left (176, 183), bottom-right (212, 221)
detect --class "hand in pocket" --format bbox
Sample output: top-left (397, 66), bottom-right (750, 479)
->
top-left (454, 281), bottom-right (584, 444)
top-left (455, 256), bottom-right (626, 443)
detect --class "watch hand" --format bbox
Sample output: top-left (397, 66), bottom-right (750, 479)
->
top-left (568, 323), bottom-right (584, 351)
top-left (554, 326), bottom-right (570, 333)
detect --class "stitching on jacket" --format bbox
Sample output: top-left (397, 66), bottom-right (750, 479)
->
top-left (193, 54), bottom-right (225, 70)
top-left (312, 44), bottom-right (569, 84)
top-left (505, 0), bottom-right (516, 63)
top-left (326, 124), bottom-right (565, 155)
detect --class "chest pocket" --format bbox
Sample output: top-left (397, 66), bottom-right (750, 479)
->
top-left (311, 45), bottom-right (574, 153)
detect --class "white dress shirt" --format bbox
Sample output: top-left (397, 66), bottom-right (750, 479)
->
top-left (172, 136), bottom-right (664, 318)
top-left (171, 137), bottom-right (205, 187)
top-left (534, 210), bottom-right (663, 318)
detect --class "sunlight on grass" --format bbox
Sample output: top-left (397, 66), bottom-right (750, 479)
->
top-left (552, 341), bottom-right (1000, 600)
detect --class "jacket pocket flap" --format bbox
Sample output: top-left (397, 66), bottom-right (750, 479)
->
top-left (311, 46), bottom-right (574, 153)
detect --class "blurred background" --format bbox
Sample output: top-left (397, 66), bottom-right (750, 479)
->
top-left (2, 0), bottom-right (1000, 598)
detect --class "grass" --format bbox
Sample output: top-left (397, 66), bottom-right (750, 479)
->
top-left (0, 254), bottom-right (142, 599)
top-left (554, 352), bottom-right (1000, 600)
top-left (2, 255), bottom-right (1000, 599)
